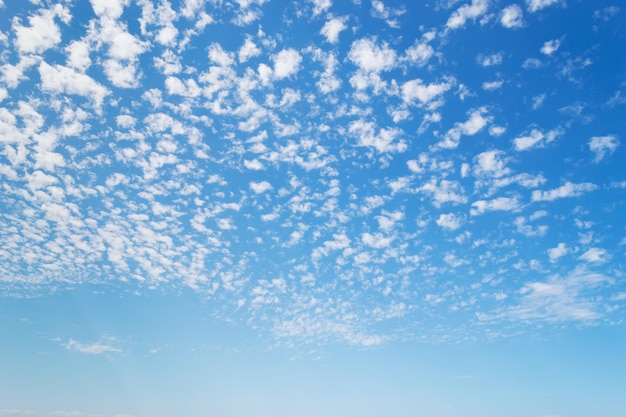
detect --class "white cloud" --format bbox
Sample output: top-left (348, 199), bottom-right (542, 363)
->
top-left (404, 38), bottom-right (435, 66)
top-left (481, 269), bottom-right (613, 322)
top-left (250, 180), bottom-right (273, 194)
top-left (482, 80), bottom-right (503, 91)
top-left (38, 62), bottom-right (110, 110)
top-left (437, 107), bottom-right (491, 149)
top-left (348, 120), bottom-right (407, 153)
top-left (513, 128), bottom-right (562, 151)
top-left (103, 60), bottom-right (141, 88)
top-left (401, 78), bottom-right (453, 106)
top-left (244, 159), bottom-right (265, 170)
top-left (362, 232), bottom-right (394, 249)
top-left (65, 338), bottom-right (122, 355)
top-left (446, 0), bottom-right (489, 30)
top-left (371, 0), bottom-right (406, 27)
top-left (526, 0), bottom-right (560, 13)
top-left (90, 0), bottom-right (129, 19)
top-left (531, 182), bottom-right (597, 202)
top-left (348, 38), bottom-right (397, 73)
top-left (238, 37), bottom-right (261, 62)
top-left (436, 213), bottom-right (464, 230)
top-left (13, 4), bottom-right (70, 55)
top-left (589, 135), bottom-right (619, 163)
top-left (522, 58), bottom-right (543, 69)
top-left (65, 41), bottom-right (91, 72)
top-left (473, 150), bottom-right (511, 178)
top-left (417, 179), bottom-right (468, 207)
top-left (500, 4), bottom-right (524, 28)
top-left (320, 16), bottom-right (347, 44)
top-left (478, 52), bottom-right (503, 67)
top-left (540, 39), bottom-right (561, 55)
top-left (309, 0), bottom-right (332, 16)
top-left (579, 248), bottom-right (610, 264)
top-left (470, 197), bottom-right (520, 216)
top-left (547, 242), bottom-right (568, 262)
top-left (532, 93), bottom-right (546, 110)
top-left (272, 48), bottom-right (302, 79)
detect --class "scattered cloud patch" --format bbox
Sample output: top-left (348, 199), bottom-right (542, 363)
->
top-left (526, 0), bottom-right (560, 13)
top-left (348, 37), bottom-right (397, 73)
top-left (446, 0), bottom-right (489, 30)
top-left (500, 4), bottom-right (524, 28)
top-left (588, 135), bottom-right (619, 163)
top-left (532, 182), bottom-right (597, 202)
top-left (541, 39), bottom-right (562, 56)
top-left (320, 16), bottom-right (347, 43)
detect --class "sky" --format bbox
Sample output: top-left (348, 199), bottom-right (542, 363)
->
top-left (0, 0), bottom-right (625, 416)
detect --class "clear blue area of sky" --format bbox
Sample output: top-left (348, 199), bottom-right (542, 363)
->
top-left (1, 0), bottom-right (625, 416)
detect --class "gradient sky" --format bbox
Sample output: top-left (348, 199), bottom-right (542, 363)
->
top-left (1, 0), bottom-right (625, 416)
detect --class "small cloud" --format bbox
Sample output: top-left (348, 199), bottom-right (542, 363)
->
top-left (588, 135), bottom-right (619, 163)
top-left (250, 180), bottom-right (273, 194)
top-left (446, 0), bottom-right (489, 30)
top-left (500, 4), bottom-right (524, 28)
top-left (540, 38), bottom-right (561, 56)
top-left (65, 337), bottom-right (122, 355)
top-left (531, 182), bottom-right (597, 202)
top-left (348, 37), bottom-right (397, 73)
top-left (478, 52), bottom-right (503, 67)
top-left (526, 0), bottom-right (560, 13)
top-left (272, 48), bottom-right (302, 79)
top-left (578, 248), bottom-right (610, 264)
top-left (522, 58), bottom-right (543, 69)
top-left (480, 268), bottom-right (613, 323)
top-left (320, 16), bottom-right (347, 44)
top-left (470, 197), bottom-right (519, 216)
top-left (547, 242), bottom-right (568, 262)
top-left (482, 80), bottom-right (503, 91)
top-left (513, 127), bottom-right (562, 151)
top-left (436, 213), bottom-right (464, 230)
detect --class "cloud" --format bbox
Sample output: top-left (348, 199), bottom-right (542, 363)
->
top-left (446, 0), bottom-right (489, 30)
top-left (500, 4), bottom-right (524, 28)
top-left (513, 128), bottom-right (562, 151)
top-left (540, 39), bottom-right (561, 55)
top-left (579, 248), bottom-right (610, 264)
top-left (65, 41), bottom-right (92, 72)
top-left (348, 120), bottom-right (407, 153)
top-left (547, 243), bottom-right (568, 262)
top-left (371, 0), bottom-right (406, 28)
top-left (531, 182), bottom-right (597, 202)
top-left (320, 16), bottom-right (347, 43)
top-left (272, 48), bottom-right (302, 79)
top-left (470, 197), bottom-right (520, 216)
top-left (250, 180), bottom-right (273, 194)
top-left (526, 0), bottom-right (560, 13)
top-left (588, 135), bottom-right (619, 163)
top-left (348, 38), bottom-right (397, 73)
top-left (65, 337), bottom-right (122, 355)
top-left (90, 0), bottom-right (130, 19)
top-left (478, 52), bottom-right (503, 67)
top-left (436, 213), bottom-right (464, 230)
top-left (436, 107), bottom-right (491, 149)
top-left (403, 34), bottom-right (435, 66)
top-left (238, 37), bottom-right (261, 62)
top-left (12, 4), bottom-right (70, 55)
top-left (473, 150), bottom-right (511, 178)
top-left (482, 80), bottom-right (503, 91)
top-left (481, 268), bottom-right (613, 322)
top-left (309, 0), bottom-right (332, 16)
top-left (38, 62), bottom-right (110, 110)
top-left (401, 78), bottom-right (453, 106)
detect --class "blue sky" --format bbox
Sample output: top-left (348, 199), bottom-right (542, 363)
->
top-left (0, 0), bottom-right (625, 416)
